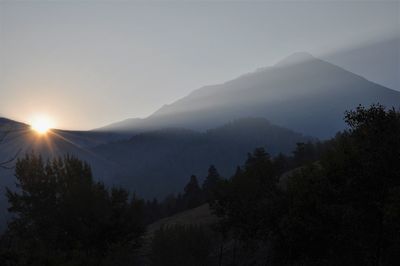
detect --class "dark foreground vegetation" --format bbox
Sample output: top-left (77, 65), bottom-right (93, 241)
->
top-left (209, 104), bottom-right (400, 265)
top-left (0, 104), bottom-right (399, 265)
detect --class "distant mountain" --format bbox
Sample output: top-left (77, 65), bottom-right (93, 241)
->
top-left (92, 118), bottom-right (311, 198)
top-left (98, 52), bottom-right (400, 139)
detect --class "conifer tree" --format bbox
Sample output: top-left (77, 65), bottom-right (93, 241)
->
top-left (183, 175), bottom-right (203, 209)
top-left (202, 165), bottom-right (222, 201)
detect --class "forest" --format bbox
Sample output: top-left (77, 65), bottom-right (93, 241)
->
top-left (0, 104), bottom-right (399, 266)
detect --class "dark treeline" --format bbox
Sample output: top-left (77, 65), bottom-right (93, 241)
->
top-left (209, 104), bottom-right (400, 265)
top-left (142, 138), bottom-right (329, 225)
top-left (143, 165), bottom-right (221, 225)
top-left (0, 104), bottom-right (399, 265)
top-left (142, 140), bottom-right (327, 225)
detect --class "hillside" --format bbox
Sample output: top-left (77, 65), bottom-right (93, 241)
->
top-left (92, 117), bottom-right (311, 198)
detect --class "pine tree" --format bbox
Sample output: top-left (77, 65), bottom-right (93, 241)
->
top-left (202, 165), bottom-right (222, 201)
top-left (183, 175), bottom-right (203, 209)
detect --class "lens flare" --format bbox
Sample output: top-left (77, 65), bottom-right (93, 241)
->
top-left (30, 115), bottom-right (53, 134)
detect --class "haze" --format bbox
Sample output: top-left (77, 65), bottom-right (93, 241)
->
top-left (0, 1), bottom-right (399, 130)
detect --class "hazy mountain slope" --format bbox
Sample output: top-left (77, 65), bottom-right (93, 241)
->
top-left (92, 118), bottom-right (311, 199)
top-left (99, 53), bottom-right (400, 139)
top-left (324, 37), bottom-right (400, 90)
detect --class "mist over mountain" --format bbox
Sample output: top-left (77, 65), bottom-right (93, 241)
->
top-left (92, 117), bottom-right (311, 198)
top-left (99, 53), bottom-right (400, 139)
top-left (324, 37), bottom-right (400, 90)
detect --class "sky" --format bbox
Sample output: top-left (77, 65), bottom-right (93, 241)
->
top-left (0, 0), bottom-right (399, 130)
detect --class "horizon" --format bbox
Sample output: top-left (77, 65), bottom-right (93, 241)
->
top-left (1, 50), bottom-right (399, 132)
top-left (1, 1), bottom-right (399, 130)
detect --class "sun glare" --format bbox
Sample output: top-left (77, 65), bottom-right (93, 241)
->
top-left (30, 115), bottom-right (53, 134)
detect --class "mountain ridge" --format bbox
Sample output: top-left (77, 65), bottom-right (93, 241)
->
top-left (97, 52), bottom-right (400, 139)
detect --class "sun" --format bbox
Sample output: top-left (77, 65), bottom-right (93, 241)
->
top-left (30, 115), bottom-right (53, 135)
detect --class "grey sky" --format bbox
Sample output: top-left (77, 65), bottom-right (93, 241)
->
top-left (0, 1), bottom-right (399, 130)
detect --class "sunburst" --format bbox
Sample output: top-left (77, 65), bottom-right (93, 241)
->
top-left (30, 115), bottom-right (53, 135)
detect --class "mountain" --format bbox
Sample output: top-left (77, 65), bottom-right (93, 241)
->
top-left (98, 52), bottom-right (400, 139)
top-left (92, 118), bottom-right (311, 198)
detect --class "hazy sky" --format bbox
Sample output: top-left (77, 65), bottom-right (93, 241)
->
top-left (0, 1), bottom-right (399, 130)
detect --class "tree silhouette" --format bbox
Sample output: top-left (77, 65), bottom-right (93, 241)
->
top-left (211, 147), bottom-right (284, 244)
top-left (202, 165), bottom-right (222, 201)
top-left (183, 175), bottom-right (203, 209)
top-left (211, 105), bottom-right (400, 265)
top-left (2, 154), bottom-right (145, 265)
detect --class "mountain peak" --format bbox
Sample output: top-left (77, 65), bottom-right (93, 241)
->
top-left (97, 51), bottom-right (400, 139)
top-left (275, 52), bottom-right (316, 67)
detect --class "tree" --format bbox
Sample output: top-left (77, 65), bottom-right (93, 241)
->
top-left (2, 154), bottom-right (145, 265)
top-left (202, 165), bottom-right (222, 201)
top-left (211, 148), bottom-right (284, 244)
top-left (211, 105), bottom-right (400, 265)
top-left (183, 175), bottom-right (203, 209)
top-left (329, 104), bottom-right (400, 265)
top-left (279, 104), bottom-right (400, 265)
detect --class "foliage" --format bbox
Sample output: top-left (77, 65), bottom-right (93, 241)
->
top-left (211, 104), bottom-right (400, 265)
top-left (211, 148), bottom-right (285, 243)
top-left (0, 154), bottom-right (145, 265)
